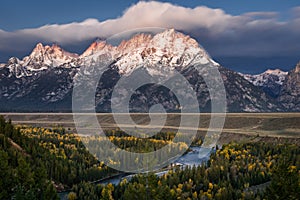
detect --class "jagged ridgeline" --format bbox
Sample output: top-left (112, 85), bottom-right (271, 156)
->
top-left (0, 29), bottom-right (299, 112)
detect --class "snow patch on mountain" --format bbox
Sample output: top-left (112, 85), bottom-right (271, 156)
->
top-left (241, 69), bottom-right (288, 87)
top-left (240, 69), bottom-right (288, 97)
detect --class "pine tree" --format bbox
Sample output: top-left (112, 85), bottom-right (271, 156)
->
top-left (265, 158), bottom-right (300, 200)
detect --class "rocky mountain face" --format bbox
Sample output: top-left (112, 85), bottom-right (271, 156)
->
top-left (240, 69), bottom-right (288, 98)
top-left (0, 29), bottom-right (298, 112)
top-left (279, 63), bottom-right (300, 111)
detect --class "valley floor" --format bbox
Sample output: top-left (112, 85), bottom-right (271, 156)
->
top-left (1, 112), bottom-right (300, 141)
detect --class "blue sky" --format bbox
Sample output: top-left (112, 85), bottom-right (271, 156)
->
top-left (1, 0), bottom-right (299, 31)
top-left (1, 0), bottom-right (300, 73)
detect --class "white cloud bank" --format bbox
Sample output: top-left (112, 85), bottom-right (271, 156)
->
top-left (1, 1), bottom-right (300, 59)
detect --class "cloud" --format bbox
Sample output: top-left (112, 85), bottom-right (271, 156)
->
top-left (291, 6), bottom-right (300, 18)
top-left (1, 1), bottom-right (300, 62)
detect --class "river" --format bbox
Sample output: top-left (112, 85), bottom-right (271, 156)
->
top-left (59, 146), bottom-right (212, 199)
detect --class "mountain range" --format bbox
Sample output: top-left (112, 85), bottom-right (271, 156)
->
top-left (0, 29), bottom-right (299, 112)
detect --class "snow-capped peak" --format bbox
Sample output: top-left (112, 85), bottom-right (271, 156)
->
top-left (22, 43), bottom-right (78, 68)
top-left (31, 43), bottom-right (44, 54)
top-left (113, 29), bottom-right (214, 74)
top-left (81, 40), bottom-right (115, 58)
top-left (3, 43), bottom-right (79, 78)
top-left (117, 33), bottom-right (153, 54)
top-left (264, 69), bottom-right (288, 76)
top-left (28, 43), bottom-right (78, 61)
top-left (241, 69), bottom-right (288, 87)
top-left (239, 68), bottom-right (288, 97)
